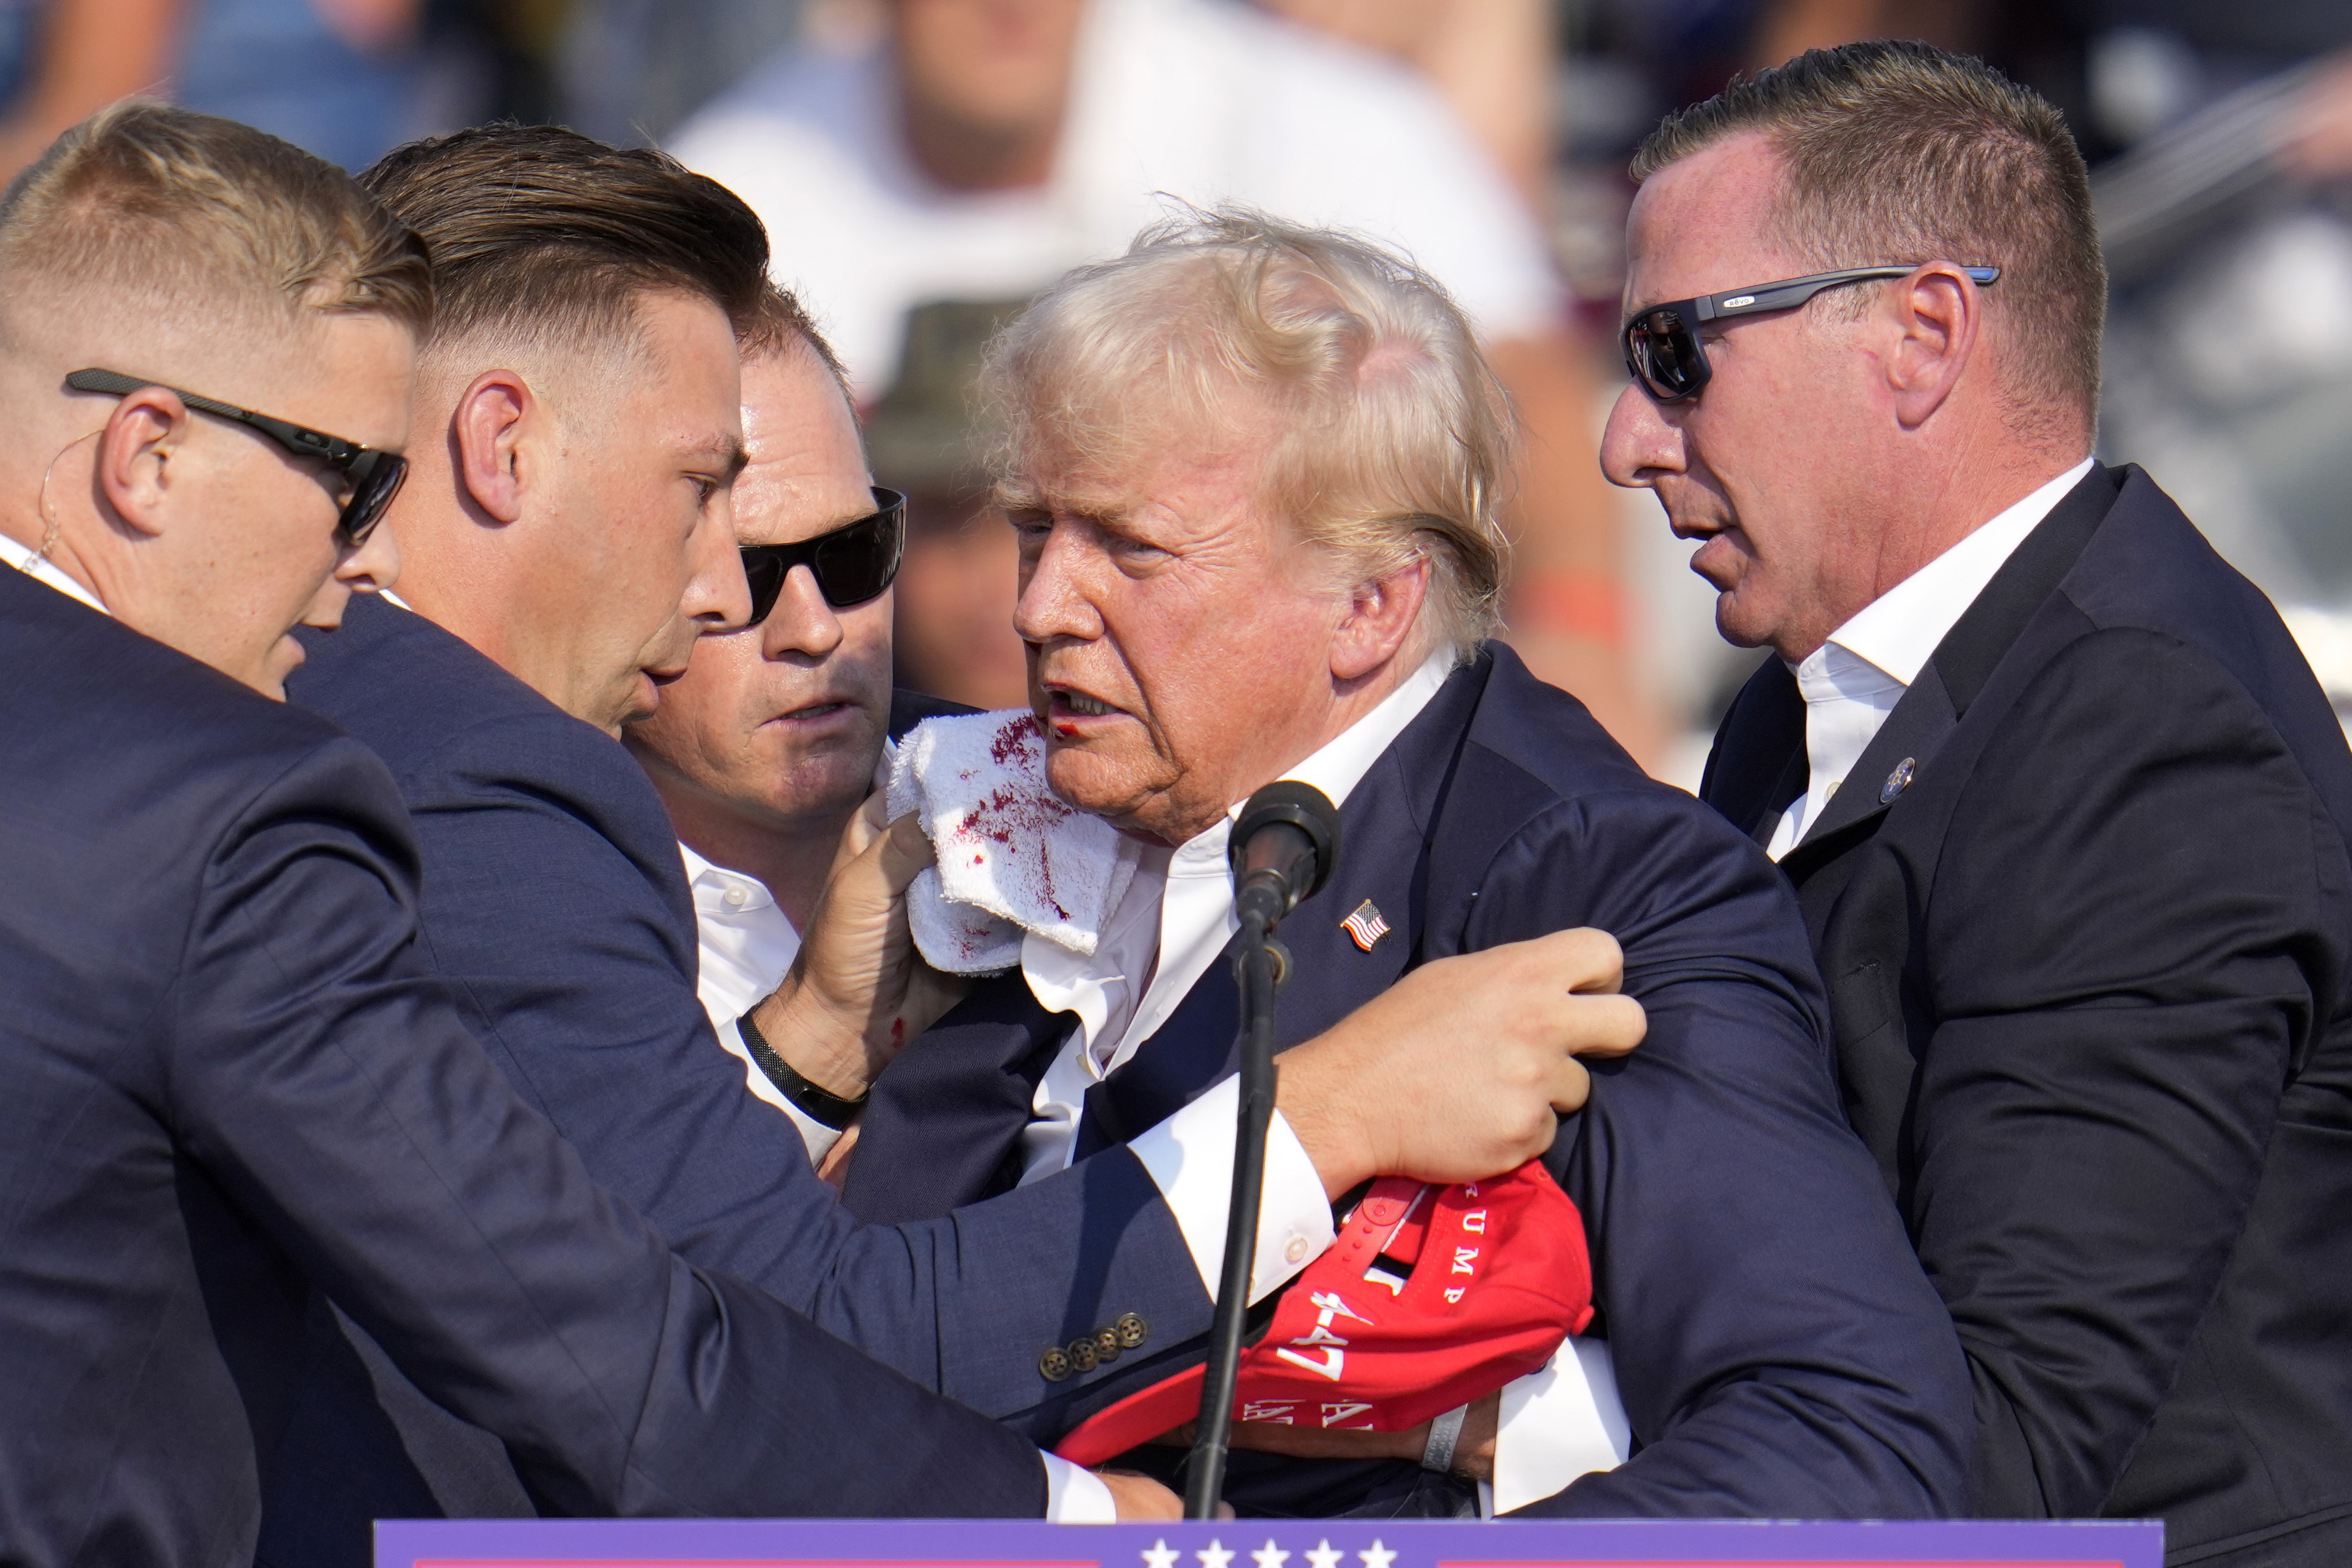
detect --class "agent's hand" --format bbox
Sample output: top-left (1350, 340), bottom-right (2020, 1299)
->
top-left (1097, 1468), bottom-right (1185, 1519)
top-left (1275, 928), bottom-right (1644, 1196)
top-left (749, 793), bottom-right (970, 1100)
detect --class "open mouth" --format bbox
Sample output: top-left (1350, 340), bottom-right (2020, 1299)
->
top-left (1044, 682), bottom-right (1125, 719)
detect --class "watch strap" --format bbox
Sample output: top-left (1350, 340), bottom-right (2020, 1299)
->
top-left (1420, 1403), bottom-right (1469, 1474)
top-left (737, 1005), bottom-right (869, 1130)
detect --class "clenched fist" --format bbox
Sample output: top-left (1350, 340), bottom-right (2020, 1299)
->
top-left (1275, 927), bottom-right (1645, 1197)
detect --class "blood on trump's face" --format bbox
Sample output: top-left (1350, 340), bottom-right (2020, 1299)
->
top-left (1006, 426), bottom-right (1365, 849)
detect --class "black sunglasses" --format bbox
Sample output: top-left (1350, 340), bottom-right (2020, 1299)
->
top-left (740, 487), bottom-right (906, 624)
top-left (1621, 264), bottom-right (2002, 403)
top-left (65, 367), bottom-right (408, 546)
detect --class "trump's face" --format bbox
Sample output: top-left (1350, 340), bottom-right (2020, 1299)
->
top-left (1007, 427), bottom-right (1361, 847)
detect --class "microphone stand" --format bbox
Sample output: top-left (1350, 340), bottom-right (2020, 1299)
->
top-left (1184, 907), bottom-right (1284, 1519)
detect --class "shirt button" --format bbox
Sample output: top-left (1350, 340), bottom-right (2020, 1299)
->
top-left (1284, 1236), bottom-right (1308, 1263)
top-left (723, 887), bottom-right (749, 907)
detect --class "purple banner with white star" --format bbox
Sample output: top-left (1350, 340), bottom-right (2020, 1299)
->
top-left (376, 1515), bottom-right (2162, 1567)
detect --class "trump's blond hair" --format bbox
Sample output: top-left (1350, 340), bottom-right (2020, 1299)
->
top-left (985, 207), bottom-right (1515, 657)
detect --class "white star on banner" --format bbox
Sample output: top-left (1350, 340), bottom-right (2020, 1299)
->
top-left (1199, 1539), bottom-right (1236, 1568)
top-left (1358, 1541), bottom-right (1396, 1568)
top-left (1305, 1541), bottom-right (1344, 1568)
top-left (1251, 1541), bottom-right (1290, 1568)
top-left (1143, 1541), bottom-right (1181, 1568)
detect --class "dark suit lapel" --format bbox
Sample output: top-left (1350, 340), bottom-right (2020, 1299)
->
top-left (1780, 663), bottom-right (1959, 876)
top-left (1702, 657), bottom-right (1808, 847)
top-left (1932, 464), bottom-right (2124, 718)
top-left (1780, 464), bottom-right (2127, 880)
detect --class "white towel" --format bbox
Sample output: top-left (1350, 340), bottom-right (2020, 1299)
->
top-left (887, 710), bottom-right (1135, 975)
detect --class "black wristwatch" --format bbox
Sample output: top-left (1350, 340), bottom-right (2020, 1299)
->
top-left (736, 1006), bottom-right (869, 1130)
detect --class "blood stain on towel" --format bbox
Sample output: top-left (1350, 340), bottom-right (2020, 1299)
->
top-left (947, 714), bottom-right (1079, 923)
top-left (990, 714), bottom-right (1046, 767)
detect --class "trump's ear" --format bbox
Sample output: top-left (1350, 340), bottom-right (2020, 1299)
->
top-left (1330, 550), bottom-right (1432, 683)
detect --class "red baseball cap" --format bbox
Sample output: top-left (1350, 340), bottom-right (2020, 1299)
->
top-left (1054, 1160), bottom-right (1593, 1467)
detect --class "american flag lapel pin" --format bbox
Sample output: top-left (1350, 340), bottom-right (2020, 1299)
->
top-left (1341, 899), bottom-right (1391, 952)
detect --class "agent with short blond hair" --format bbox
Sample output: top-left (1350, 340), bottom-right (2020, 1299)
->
top-left (1615, 41), bottom-right (2352, 1561)
top-left (837, 207), bottom-right (1975, 1519)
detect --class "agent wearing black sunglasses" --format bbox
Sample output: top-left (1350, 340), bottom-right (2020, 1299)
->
top-left (626, 339), bottom-right (930, 1139)
top-left (66, 367), bottom-right (408, 545)
top-left (738, 485), bottom-right (905, 623)
top-left (11, 328), bottom-right (412, 703)
top-left (1619, 265), bottom-right (1999, 404)
top-left (1606, 45), bottom-right (2352, 1566)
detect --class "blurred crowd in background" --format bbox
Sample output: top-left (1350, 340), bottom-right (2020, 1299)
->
top-left (8, 0), bottom-right (2351, 781)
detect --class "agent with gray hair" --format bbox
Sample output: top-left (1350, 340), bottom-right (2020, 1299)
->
top-left (1614, 42), bottom-right (2352, 1562)
top-left (837, 207), bottom-right (1975, 1519)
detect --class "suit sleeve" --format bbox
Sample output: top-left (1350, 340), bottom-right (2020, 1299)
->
top-left (1477, 789), bottom-right (1974, 1517)
top-left (399, 714), bottom-right (1208, 1426)
top-left (1916, 628), bottom-right (2336, 1515)
top-left (167, 735), bottom-right (1047, 1518)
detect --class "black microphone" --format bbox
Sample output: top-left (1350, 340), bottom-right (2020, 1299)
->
top-left (1185, 779), bottom-right (1343, 1519)
top-left (1227, 780), bottom-right (1343, 930)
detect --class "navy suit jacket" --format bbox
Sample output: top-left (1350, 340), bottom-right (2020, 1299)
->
top-left (847, 642), bottom-right (1976, 1518)
top-left (266, 595), bottom-right (1206, 1560)
top-left (0, 574), bottom-right (1049, 1568)
top-left (1703, 466), bottom-right (2352, 1566)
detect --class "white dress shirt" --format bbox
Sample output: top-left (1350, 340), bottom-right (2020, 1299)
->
top-left (1014, 648), bottom-right (1629, 1511)
top-left (679, 843), bottom-right (863, 1165)
top-left (1766, 458), bottom-right (2096, 861)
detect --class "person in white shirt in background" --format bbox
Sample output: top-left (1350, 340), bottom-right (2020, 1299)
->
top-left (667, 0), bottom-right (1658, 763)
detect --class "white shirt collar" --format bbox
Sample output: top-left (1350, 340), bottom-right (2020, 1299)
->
top-left (680, 840), bottom-right (781, 918)
top-left (676, 838), bottom-right (803, 1031)
top-left (1023, 645), bottom-right (1456, 1082)
top-left (1821, 457), bottom-right (2095, 688)
top-left (1766, 458), bottom-right (2094, 857)
top-left (0, 531), bottom-right (107, 614)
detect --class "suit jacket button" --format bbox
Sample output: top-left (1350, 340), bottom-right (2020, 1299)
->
top-left (1039, 1346), bottom-right (1073, 1381)
top-left (1115, 1312), bottom-right (1149, 1349)
top-left (1067, 1337), bottom-right (1100, 1374)
top-left (1093, 1325), bottom-right (1122, 1363)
